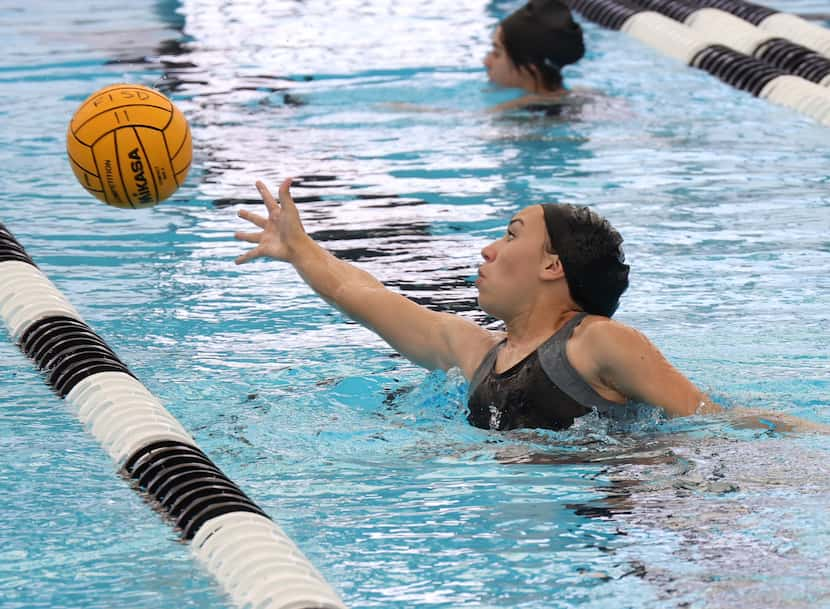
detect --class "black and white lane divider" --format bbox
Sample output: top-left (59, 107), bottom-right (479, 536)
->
top-left (565, 0), bottom-right (830, 125)
top-left (686, 0), bottom-right (830, 57)
top-left (633, 0), bottom-right (830, 85)
top-left (0, 222), bottom-right (347, 609)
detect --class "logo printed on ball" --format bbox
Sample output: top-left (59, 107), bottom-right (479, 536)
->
top-left (91, 88), bottom-right (152, 108)
top-left (103, 160), bottom-right (122, 205)
top-left (128, 148), bottom-right (153, 206)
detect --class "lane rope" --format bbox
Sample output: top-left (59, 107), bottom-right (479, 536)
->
top-left (565, 0), bottom-right (830, 125)
top-left (0, 222), bottom-right (348, 609)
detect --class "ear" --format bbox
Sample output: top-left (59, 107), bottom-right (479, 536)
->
top-left (524, 64), bottom-right (544, 87)
top-left (517, 63), bottom-right (542, 89)
top-left (540, 252), bottom-right (565, 282)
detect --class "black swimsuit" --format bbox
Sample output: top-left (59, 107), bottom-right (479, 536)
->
top-left (467, 313), bottom-right (622, 431)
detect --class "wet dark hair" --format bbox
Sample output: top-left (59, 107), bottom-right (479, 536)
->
top-left (541, 204), bottom-right (629, 317)
top-left (500, 0), bottom-right (585, 91)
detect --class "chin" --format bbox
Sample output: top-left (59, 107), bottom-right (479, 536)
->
top-left (477, 295), bottom-right (504, 321)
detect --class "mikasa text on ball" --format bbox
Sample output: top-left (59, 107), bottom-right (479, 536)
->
top-left (66, 83), bottom-right (192, 208)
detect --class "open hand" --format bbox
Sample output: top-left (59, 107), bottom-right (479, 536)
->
top-left (234, 178), bottom-right (306, 264)
top-left (728, 406), bottom-right (830, 434)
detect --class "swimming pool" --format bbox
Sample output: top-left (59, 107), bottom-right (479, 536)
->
top-left (1, 0), bottom-right (829, 607)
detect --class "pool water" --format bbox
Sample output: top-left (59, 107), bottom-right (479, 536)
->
top-left (1, 1), bottom-right (829, 608)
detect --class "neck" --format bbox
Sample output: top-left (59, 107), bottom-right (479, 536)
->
top-left (503, 301), bottom-right (579, 350)
top-left (525, 84), bottom-right (565, 96)
top-left (519, 72), bottom-right (565, 96)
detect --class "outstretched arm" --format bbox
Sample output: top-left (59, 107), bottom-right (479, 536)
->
top-left (234, 179), bottom-right (496, 379)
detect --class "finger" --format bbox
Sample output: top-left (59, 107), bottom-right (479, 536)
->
top-left (255, 181), bottom-right (280, 219)
top-left (238, 209), bottom-right (268, 229)
top-left (234, 231), bottom-right (261, 244)
top-left (277, 177), bottom-right (297, 214)
top-left (235, 247), bottom-right (262, 265)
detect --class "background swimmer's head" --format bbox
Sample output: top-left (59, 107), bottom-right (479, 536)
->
top-left (496, 0), bottom-right (585, 92)
top-left (541, 203), bottom-right (629, 317)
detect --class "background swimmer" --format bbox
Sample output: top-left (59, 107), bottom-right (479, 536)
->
top-left (485, 0), bottom-right (587, 113)
top-left (384, 0), bottom-right (594, 116)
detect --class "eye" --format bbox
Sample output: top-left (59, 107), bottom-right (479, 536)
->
top-left (505, 229), bottom-right (516, 241)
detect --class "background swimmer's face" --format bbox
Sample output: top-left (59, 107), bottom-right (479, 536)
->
top-left (483, 27), bottom-right (525, 89)
top-left (477, 205), bottom-right (550, 319)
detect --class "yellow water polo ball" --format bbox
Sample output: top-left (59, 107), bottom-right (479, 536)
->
top-left (66, 83), bottom-right (192, 208)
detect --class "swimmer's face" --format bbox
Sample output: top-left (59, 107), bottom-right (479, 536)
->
top-left (484, 27), bottom-right (525, 89)
top-left (477, 205), bottom-right (550, 319)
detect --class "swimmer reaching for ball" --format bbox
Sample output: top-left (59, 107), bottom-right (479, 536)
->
top-left (234, 179), bottom-right (828, 434)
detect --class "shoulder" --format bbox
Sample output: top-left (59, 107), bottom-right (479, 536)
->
top-left (465, 327), bottom-right (505, 372)
top-left (575, 315), bottom-right (643, 339)
top-left (490, 92), bottom-right (565, 114)
top-left (571, 315), bottom-right (653, 365)
top-left (490, 96), bottom-right (532, 113)
top-left (437, 313), bottom-right (504, 379)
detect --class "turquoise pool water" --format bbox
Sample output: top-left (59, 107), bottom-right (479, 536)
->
top-left (1, 1), bottom-right (829, 608)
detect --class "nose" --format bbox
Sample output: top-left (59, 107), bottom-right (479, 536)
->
top-left (481, 242), bottom-right (495, 262)
top-left (483, 52), bottom-right (492, 69)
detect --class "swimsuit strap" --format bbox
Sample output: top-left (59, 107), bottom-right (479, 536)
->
top-left (537, 312), bottom-right (622, 414)
top-left (467, 313), bottom-right (585, 396)
top-left (468, 337), bottom-right (505, 396)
